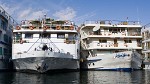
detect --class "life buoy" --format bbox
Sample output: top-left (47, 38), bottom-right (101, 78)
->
top-left (16, 26), bottom-right (21, 30)
top-left (70, 26), bottom-right (74, 30)
top-left (43, 26), bottom-right (48, 30)
top-left (29, 26), bottom-right (34, 30)
top-left (56, 26), bottom-right (60, 30)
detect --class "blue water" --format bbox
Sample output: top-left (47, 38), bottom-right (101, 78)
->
top-left (0, 70), bottom-right (150, 84)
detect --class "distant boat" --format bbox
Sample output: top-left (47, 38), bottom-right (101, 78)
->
top-left (0, 6), bottom-right (15, 71)
top-left (12, 17), bottom-right (80, 73)
top-left (80, 20), bottom-right (143, 71)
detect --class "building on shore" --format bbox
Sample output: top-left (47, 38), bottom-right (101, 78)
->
top-left (0, 6), bottom-right (16, 71)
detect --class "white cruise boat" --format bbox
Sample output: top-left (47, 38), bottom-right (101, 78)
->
top-left (0, 6), bottom-right (16, 71)
top-left (142, 24), bottom-right (150, 69)
top-left (12, 17), bottom-right (80, 73)
top-left (80, 20), bottom-right (143, 71)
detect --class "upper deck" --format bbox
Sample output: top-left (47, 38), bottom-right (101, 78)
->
top-left (81, 20), bottom-right (141, 28)
top-left (14, 18), bottom-right (78, 33)
top-left (80, 20), bottom-right (142, 50)
top-left (80, 20), bottom-right (142, 39)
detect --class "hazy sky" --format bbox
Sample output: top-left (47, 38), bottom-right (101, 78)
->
top-left (0, 0), bottom-right (149, 25)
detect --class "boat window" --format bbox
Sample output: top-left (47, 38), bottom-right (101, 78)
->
top-left (4, 34), bottom-right (8, 42)
top-left (25, 33), bottom-right (33, 38)
top-left (3, 48), bottom-right (7, 55)
top-left (0, 47), bottom-right (2, 55)
top-left (14, 33), bottom-right (21, 40)
top-left (68, 34), bottom-right (77, 40)
top-left (99, 39), bottom-right (107, 43)
top-left (112, 29), bottom-right (117, 33)
top-left (124, 40), bottom-right (132, 43)
top-left (121, 28), bottom-right (125, 32)
top-left (104, 28), bottom-right (108, 31)
top-left (109, 28), bottom-right (125, 33)
top-left (40, 33), bottom-right (51, 38)
top-left (57, 33), bottom-right (65, 39)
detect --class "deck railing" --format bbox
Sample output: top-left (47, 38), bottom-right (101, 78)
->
top-left (87, 42), bottom-right (142, 48)
top-left (83, 20), bottom-right (140, 25)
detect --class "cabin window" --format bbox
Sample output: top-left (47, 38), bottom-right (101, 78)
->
top-left (0, 47), bottom-right (2, 55)
top-left (4, 34), bottom-right (8, 42)
top-left (9, 37), bottom-right (11, 44)
top-left (15, 33), bottom-right (21, 40)
top-left (68, 34), bottom-right (77, 40)
top-left (124, 40), bottom-right (132, 43)
top-left (57, 33), bottom-right (65, 39)
top-left (109, 28), bottom-right (117, 33)
top-left (121, 28), bottom-right (125, 32)
top-left (25, 33), bottom-right (33, 38)
top-left (40, 33), bottom-right (51, 38)
top-left (99, 39), bottom-right (107, 43)
top-left (3, 48), bottom-right (7, 55)
top-left (104, 28), bottom-right (108, 32)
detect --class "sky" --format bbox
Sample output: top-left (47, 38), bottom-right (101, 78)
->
top-left (0, 0), bottom-right (150, 26)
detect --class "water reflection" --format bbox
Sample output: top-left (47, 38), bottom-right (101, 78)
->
top-left (80, 70), bottom-right (150, 84)
top-left (0, 70), bottom-right (150, 84)
top-left (0, 72), bottom-right (80, 84)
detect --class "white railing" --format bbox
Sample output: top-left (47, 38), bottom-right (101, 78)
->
top-left (87, 42), bottom-right (141, 49)
top-left (83, 20), bottom-right (141, 25)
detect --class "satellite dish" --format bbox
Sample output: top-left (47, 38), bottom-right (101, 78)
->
top-left (93, 25), bottom-right (100, 31)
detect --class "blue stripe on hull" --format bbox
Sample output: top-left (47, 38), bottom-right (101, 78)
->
top-left (89, 68), bottom-right (141, 72)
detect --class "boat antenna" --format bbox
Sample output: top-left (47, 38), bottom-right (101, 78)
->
top-left (44, 14), bottom-right (46, 19)
top-left (136, 7), bottom-right (140, 24)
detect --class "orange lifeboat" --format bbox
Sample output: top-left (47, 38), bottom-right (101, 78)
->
top-left (16, 26), bottom-right (21, 30)
top-left (56, 25), bottom-right (61, 30)
top-left (70, 26), bottom-right (74, 30)
top-left (29, 26), bottom-right (34, 30)
top-left (43, 26), bottom-right (48, 30)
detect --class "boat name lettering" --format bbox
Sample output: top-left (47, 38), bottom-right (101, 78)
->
top-left (115, 53), bottom-right (129, 58)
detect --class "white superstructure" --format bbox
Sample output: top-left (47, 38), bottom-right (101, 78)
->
top-left (0, 6), bottom-right (16, 70)
top-left (12, 17), bottom-right (80, 73)
top-left (80, 20), bottom-right (143, 71)
top-left (142, 24), bottom-right (150, 69)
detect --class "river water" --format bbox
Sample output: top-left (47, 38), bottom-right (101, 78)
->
top-left (0, 70), bottom-right (150, 84)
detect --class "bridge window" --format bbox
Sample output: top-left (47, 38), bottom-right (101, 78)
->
top-left (57, 33), bottom-right (65, 39)
top-left (40, 33), bottom-right (51, 38)
top-left (124, 40), bottom-right (132, 43)
top-left (25, 33), bottom-right (33, 38)
top-left (99, 39), bottom-right (107, 43)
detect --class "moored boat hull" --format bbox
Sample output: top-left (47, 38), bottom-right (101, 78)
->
top-left (13, 57), bottom-right (79, 73)
top-left (80, 51), bottom-right (142, 71)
